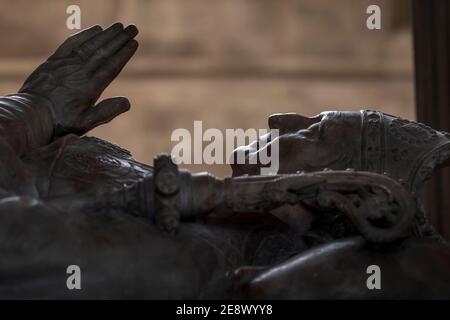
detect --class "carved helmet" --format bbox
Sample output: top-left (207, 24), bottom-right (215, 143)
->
top-left (349, 110), bottom-right (450, 238)
top-left (359, 110), bottom-right (450, 194)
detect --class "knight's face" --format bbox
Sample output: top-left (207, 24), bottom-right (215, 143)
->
top-left (231, 111), bottom-right (362, 176)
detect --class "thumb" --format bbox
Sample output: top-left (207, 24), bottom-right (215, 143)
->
top-left (268, 113), bottom-right (319, 135)
top-left (268, 113), bottom-right (300, 131)
top-left (79, 96), bottom-right (130, 134)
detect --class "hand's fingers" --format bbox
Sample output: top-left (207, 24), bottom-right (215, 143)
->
top-left (268, 113), bottom-right (320, 135)
top-left (74, 22), bottom-right (124, 60)
top-left (50, 25), bottom-right (103, 60)
top-left (268, 113), bottom-right (299, 130)
top-left (84, 25), bottom-right (139, 73)
top-left (93, 39), bottom-right (139, 93)
top-left (79, 97), bottom-right (130, 134)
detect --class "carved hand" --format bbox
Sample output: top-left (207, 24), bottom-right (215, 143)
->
top-left (19, 23), bottom-right (139, 136)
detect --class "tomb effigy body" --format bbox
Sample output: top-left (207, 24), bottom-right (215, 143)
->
top-left (0, 24), bottom-right (450, 299)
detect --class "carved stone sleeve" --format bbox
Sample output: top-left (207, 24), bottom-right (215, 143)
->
top-left (153, 155), bottom-right (417, 244)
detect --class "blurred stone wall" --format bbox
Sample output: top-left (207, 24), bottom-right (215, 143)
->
top-left (0, 0), bottom-right (414, 176)
top-left (0, 0), bottom-right (411, 68)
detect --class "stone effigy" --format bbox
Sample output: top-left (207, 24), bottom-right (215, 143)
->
top-left (0, 24), bottom-right (450, 299)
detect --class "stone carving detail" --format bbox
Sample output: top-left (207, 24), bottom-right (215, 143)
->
top-left (361, 110), bottom-right (385, 172)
